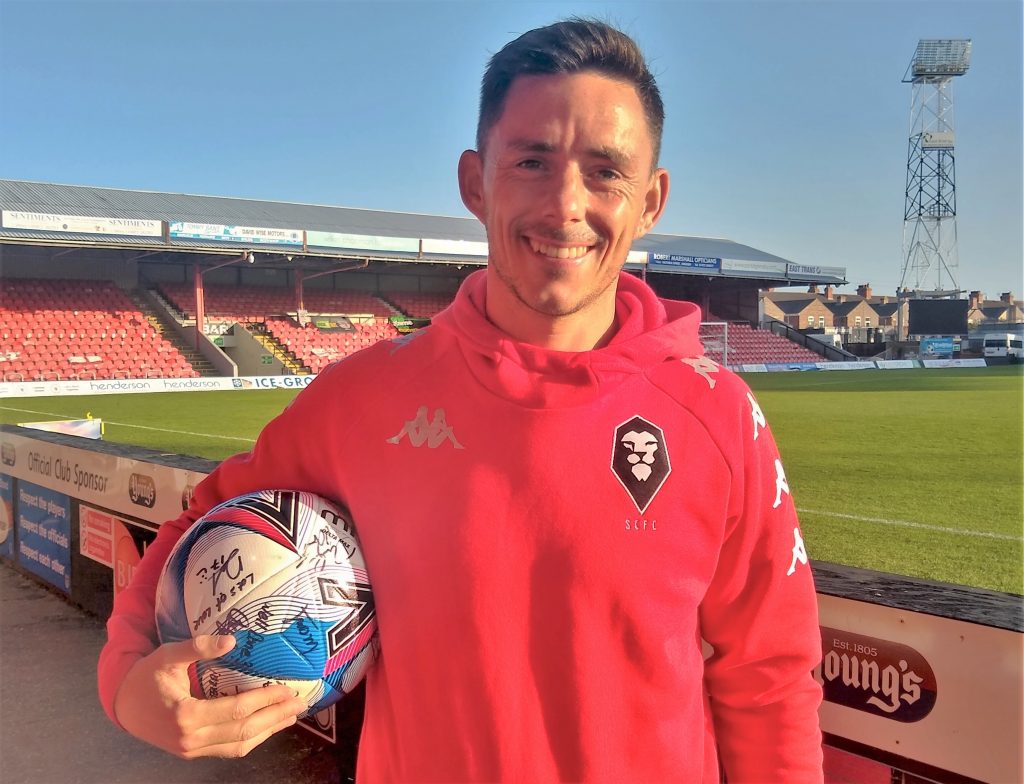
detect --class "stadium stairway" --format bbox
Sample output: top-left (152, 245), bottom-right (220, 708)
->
top-left (130, 290), bottom-right (218, 377)
top-left (249, 323), bottom-right (310, 375)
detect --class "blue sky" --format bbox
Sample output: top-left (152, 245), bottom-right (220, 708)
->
top-left (1, 0), bottom-right (1020, 299)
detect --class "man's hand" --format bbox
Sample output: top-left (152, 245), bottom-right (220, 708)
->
top-left (113, 634), bottom-right (309, 759)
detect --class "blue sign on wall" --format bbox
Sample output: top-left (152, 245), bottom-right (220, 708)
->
top-left (648, 253), bottom-right (722, 271)
top-left (920, 337), bottom-right (954, 358)
top-left (16, 481), bottom-right (71, 593)
top-left (0, 473), bottom-right (12, 560)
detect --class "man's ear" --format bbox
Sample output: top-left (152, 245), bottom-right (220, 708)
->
top-left (458, 149), bottom-right (486, 223)
top-left (635, 167), bottom-right (670, 239)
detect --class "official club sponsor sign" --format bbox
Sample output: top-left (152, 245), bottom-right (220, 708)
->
top-left (0, 430), bottom-right (206, 524)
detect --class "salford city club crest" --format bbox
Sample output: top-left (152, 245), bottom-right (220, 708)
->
top-left (611, 415), bottom-right (672, 513)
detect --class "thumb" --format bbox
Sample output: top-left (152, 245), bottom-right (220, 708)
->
top-left (160, 634), bottom-right (236, 667)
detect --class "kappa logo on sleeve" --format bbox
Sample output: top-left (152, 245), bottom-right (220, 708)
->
top-left (611, 415), bottom-right (671, 514)
top-left (681, 356), bottom-right (719, 389)
top-left (747, 392), bottom-right (766, 440)
top-left (787, 527), bottom-right (808, 576)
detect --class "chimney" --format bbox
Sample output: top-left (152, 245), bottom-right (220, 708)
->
top-left (824, 285), bottom-right (834, 300)
top-left (807, 284), bottom-right (819, 294)
top-left (857, 283), bottom-right (872, 300)
top-left (1001, 292), bottom-right (1015, 305)
top-left (969, 291), bottom-right (983, 309)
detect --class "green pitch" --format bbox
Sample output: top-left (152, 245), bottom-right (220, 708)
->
top-left (2, 366), bottom-right (1022, 594)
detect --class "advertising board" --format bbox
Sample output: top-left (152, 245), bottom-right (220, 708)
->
top-left (0, 473), bottom-right (12, 559)
top-left (1, 210), bottom-right (162, 237)
top-left (306, 230), bottom-right (418, 254)
top-left (0, 430), bottom-right (206, 524)
top-left (169, 221), bottom-right (302, 246)
top-left (648, 253), bottom-right (721, 271)
top-left (817, 593), bottom-right (1022, 782)
top-left (16, 480), bottom-right (71, 593)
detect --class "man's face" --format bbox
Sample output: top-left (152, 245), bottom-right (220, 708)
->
top-left (459, 71), bottom-right (668, 338)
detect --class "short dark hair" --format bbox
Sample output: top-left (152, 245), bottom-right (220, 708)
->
top-left (477, 18), bottom-right (664, 165)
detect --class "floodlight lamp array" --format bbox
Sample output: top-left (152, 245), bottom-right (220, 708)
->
top-left (907, 39), bottom-right (972, 80)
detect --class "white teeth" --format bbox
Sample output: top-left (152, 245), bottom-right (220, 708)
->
top-left (529, 239), bottom-right (591, 259)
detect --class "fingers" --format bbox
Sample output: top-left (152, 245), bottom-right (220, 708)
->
top-left (192, 683), bottom-right (301, 725)
top-left (180, 712), bottom-right (299, 759)
top-left (178, 696), bottom-right (308, 758)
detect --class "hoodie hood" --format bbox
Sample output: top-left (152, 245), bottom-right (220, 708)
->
top-left (431, 270), bottom-right (704, 408)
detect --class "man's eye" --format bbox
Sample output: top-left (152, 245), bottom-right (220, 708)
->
top-left (595, 169), bottom-right (621, 181)
top-left (516, 159), bottom-right (542, 169)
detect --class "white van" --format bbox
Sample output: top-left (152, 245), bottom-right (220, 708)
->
top-left (982, 333), bottom-right (1023, 362)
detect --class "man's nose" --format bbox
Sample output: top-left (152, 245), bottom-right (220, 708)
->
top-left (542, 165), bottom-right (586, 223)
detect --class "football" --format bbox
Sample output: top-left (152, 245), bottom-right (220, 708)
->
top-left (155, 489), bottom-right (378, 716)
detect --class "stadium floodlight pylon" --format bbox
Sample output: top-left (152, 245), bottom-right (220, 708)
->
top-left (899, 39), bottom-right (971, 303)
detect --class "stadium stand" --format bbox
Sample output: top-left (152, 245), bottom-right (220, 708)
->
top-left (699, 320), bottom-right (824, 366)
top-left (158, 283), bottom-right (395, 320)
top-left (384, 292), bottom-right (455, 319)
top-left (0, 279), bottom-right (198, 381)
top-left (264, 318), bottom-right (400, 373)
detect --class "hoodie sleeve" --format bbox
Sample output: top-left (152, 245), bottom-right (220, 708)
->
top-left (97, 368), bottom-right (348, 726)
top-left (698, 383), bottom-right (823, 783)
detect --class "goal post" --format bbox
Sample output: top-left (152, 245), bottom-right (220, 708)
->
top-left (698, 321), bottom-right (730, 367)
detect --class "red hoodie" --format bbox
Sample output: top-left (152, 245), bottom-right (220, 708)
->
top-left (99, 270), bottom-right (823, 782)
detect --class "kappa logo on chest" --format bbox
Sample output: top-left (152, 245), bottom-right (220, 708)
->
top-left (610, 415), bottom-right (672, 515)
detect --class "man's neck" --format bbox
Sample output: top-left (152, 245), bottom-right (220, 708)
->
top-left (484, 282), bottom-right (619, 351)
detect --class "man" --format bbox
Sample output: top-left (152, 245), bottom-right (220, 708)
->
top-left (99, 18), bottom-right (824, 782)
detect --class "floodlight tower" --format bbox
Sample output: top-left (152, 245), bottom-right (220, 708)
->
top-left (899, 39), bottom-right (972, 299)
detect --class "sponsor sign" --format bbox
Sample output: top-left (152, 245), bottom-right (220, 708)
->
top-left (817, 593), bottom-right (1022, 782)
top-left (169, 221), bottom-right (302, 246)
top-left (306, 231), bottom-right (418, 254)
top-left (1, 431), bottom-right (207, 524)
top-left (648, 253), bottom-right (721, 271)
top-left (921, 358), bottom-right (987, 369)
top-left (1, 210), bottom-right (162, 237)
top-left (819, 361), bottom-right (877, 371)
top-left (921, 131), bottom-right (955, 149)
top-left (16, 481), bottom-right (71, 592)
top-left (128, 473), bottom-right (157, 508)
top-left (231, 375), bottom-right (316, 390)
top-left (721, 258), bottom-right (787, 276)
top-left (738, 363), bottom-right (769, 373)
top-left (0, 473), bottom-right (12, 559)
top-left (625, 250), bottom-right (648, 265)
top-left (819, 627), bottom-right (937, 721)
top-left (0, 375), bottom-right (318, 398)
top-left (874, 360), bottom-right (918, 370)
top-left (420, 238), bottom-right (489, 258)
top-left (766, 362), bottom-right (820, 372)
top-left (787, 263), bottom-right (847, 278)
top-left (79, 505), bottom-right (115, 567)
top-left (18, 418), bottom-right (103, 439)
top-left (919, 337), bottom-right (954, 358)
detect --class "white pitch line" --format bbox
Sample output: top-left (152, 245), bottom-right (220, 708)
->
top-left (798, 508), bottom-right (1023, 542)
top-left (0, 405), bottom-right (255, 443)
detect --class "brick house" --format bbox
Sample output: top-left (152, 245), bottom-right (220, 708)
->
top-left (968, 291), bottom-right (1023, 327)
top-left (761, 290), bottom-right (835, 329)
